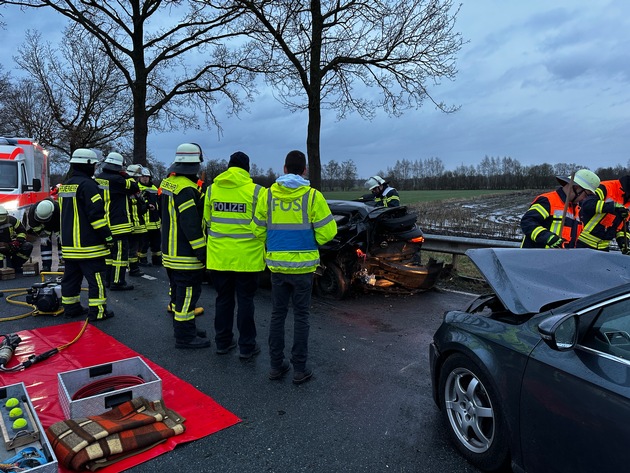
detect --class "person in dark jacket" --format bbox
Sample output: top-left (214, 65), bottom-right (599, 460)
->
top-left (0, 204), bottom-right (33, 273)
top-left (59, 148), bottom-right (115, 321)
top-left (595, 176), bottom-right (630, 253)
top-left (138, 166), bottom-right (162, 266)
top-left (364, 175), bottom-right (400, 207)
top-left (23, 197), bottom-right (61, 271)
top-left (159, 143), bottom-right (209, 349)
top-left (95, 152), bottom-right (139, 290)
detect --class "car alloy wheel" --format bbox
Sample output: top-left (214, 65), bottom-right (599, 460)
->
top-left (314, 261), bottom-right (348, 300)
top-left (439, 354), bottom-right (509, 472)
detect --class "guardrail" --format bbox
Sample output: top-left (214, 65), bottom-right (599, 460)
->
top-left (422, 233), bottom-right (520, 255)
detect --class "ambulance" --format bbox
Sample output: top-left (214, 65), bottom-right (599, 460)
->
top-left (0, 137), bottom-right (51, 220)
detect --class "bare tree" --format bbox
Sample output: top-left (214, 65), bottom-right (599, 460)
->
top-left (2, 0), bottom-right (256, 165)
top-left (9, 28), bottom-right (134, 155)
top-left (206, 0), bottom-right (463, 189)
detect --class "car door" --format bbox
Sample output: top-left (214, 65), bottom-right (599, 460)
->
top-left (519, 295), bottom-right (630, 473)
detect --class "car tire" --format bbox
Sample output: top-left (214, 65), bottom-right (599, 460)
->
top-left (438, 353), bottom-right (510, 472)
top-left (314, 262), bottom-right (349, 300)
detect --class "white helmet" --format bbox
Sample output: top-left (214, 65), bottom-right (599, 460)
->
top-left (69, 148), bottom-right (98, 164)
top-left (126, 164), bottom-right (143, 177)
top-left (169, 143), bottom-right (203, 174)
top-left (35, 199), bottom-right (55, 222)
top-left (365, 175), bottom-right (385, 191)
top-left (573, 169), bottom-right (600, 194)
top-left (103, 152), bottom-right (125, 171)
top-left (0, 204), bottom-right (8, 223)
top-left (141, 167), bottom-right (151, 177)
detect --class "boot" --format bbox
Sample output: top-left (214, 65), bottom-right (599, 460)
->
top-left (174, 319), bottom-right (211, 349)
top-left (110, 267), bottom-right (134, 290)
top-left (129, 262), bottom-right (144, 277)
top-left (138, 255), bottom-right (150, 267)
top-left (151, 254), bottom-right (162, 266)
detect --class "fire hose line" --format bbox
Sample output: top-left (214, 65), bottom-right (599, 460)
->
top-left (71, 375), bottom-right (146, 400)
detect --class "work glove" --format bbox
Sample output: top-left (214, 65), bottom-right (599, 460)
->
top-left (546, 234), bottom-right (564, 248)
top-left (10, 240), bottom-right (21, 250)
top-left (104, 236), bottom-right (115, 250)
top-left (615, 204), bottom-right (629, 220)
top-left (195, 248), bottom-right (207, 265)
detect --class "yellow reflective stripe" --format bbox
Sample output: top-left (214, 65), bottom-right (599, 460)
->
top-left (178, 199), bottom-right (195, 213)
top-left (62, 295), bottom-right (81, 305)
top-left (91, 194), bottom-right (102, 203)
top-left (530, 203), bottom-right (549, 219)
top-left (92, 218), bottom-right (108, 229)
top-left (190, 237), bottom-right (205, 249)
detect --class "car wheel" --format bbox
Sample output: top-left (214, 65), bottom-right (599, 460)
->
top-left (314, 262), bottom-right (349, 300)
top-left (439, 354), bottom-right (510, 472)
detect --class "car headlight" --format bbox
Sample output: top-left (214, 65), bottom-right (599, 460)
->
top-left (1, 199), bottom-right (19, 211)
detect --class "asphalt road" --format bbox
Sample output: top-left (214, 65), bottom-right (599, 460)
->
top-left (0, 264), bottom-right (482, 473)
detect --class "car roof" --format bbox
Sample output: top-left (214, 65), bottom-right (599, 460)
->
top-left (467, 248), bottom-right (630, 315)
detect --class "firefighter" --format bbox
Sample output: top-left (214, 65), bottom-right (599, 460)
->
top-left (137, 167), bottom-right (162, 266)
top-left (594, 176), bottom-right (630, 253)
top-left (159, 143), bottom-right (210, 349)
top-left (577, 184), bottom-right (628, 251)
top-left (95, 152), bottom-right (138, 290)
top-left (59, 148), bottom-right (115, 321)
top-left (204, 151), bottom-right (265, 358)
top-left (364, 175), bottom-right (400, 207)
top-left (125, 164), bottom-right (148, 277)
top-left (0, 204), bottom-right (34, 273)
top-left (23, 198), bottom-right (61, 272)
top-left (520, 169), bottom-right (600, 249)
top-left (252, 150), bottom-right (337, 384)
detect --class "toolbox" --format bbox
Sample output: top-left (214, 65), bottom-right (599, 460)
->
top-left (0, 382), bottom-right (58, 472)
top-left (58, 356), bottom-right (162, 419)
top-left (22, 258), bottom-right (40, 277)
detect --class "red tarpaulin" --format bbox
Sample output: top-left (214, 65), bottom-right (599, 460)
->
top-left (0, 322), bottom-right (241, 472)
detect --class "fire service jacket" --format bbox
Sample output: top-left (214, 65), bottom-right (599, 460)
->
top-left (24, 197), bottom-right (60, 236)
top-left (139, 182), bottom-right (160, 231)
top-left (159, 175), bottom-right (206, 271)
top-left (578, 194), bottom-right (624, 250)
top-left (252, 177), bottom-right (337, 274)
top-left (203, 167), bottom-right (265, 272)
top-left (95, 169), bottom-right (138, 236)
top-left (375, 185), bottom-right (400, 208)
top-left (520, 187), bottom-right (581, 248)
top-left (596, 179), bottom-right (630, 243)
top-left (58, 169), bottom-right (112, 259)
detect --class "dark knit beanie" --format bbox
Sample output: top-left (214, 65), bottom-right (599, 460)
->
top-left (228, 151), bottom-right (250, 172)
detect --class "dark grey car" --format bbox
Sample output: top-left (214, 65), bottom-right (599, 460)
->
top-left (430, 248), bottom-right (630, 473)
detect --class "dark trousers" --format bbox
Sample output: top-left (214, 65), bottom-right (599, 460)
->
top-left (139, 229), bottom-right (162, 260)
top-left (106, 234), bottom-right (129, 284)
top-left (212, 270), bottom-right (260, 353)
top-left (61, 257), bottom-right (107, 317)
top-left (2, 240), bottom-right (33, 270)
top-left (268, 272), bottom-right (313, 371)
top-left (128, 232), bottom-right (144, 271)
top-left (166, 267), bottom-right (204, 342)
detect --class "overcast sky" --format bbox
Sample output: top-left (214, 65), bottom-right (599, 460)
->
top-left (2, 1), bottom-right (629, 178)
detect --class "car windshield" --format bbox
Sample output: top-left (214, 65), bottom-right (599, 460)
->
top-left (0, 161), bottom-right (18, 190)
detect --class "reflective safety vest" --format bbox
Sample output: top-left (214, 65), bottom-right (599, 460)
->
top-left (95, 170), bottom-right (137, 235)
top-left (597, 180), bottom-right (630, 242)
top-left (204, 167), bottom-right (265, 272)
top-left (375, 186), bottom-right (400, 207)
top-left (58, 169), bottom-right (112, 259)
top-left (252, 183), bottom-right (337, 274)
top-left (159, 175), bottom-right (205, 271)
top-left (578, 194), bottom-right (622, 250)
top-left (520, 188), bottom-right (581, 248)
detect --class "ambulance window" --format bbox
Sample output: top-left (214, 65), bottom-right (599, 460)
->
top-left (21, 163), bottom-right (28, 188)
top-left (0, 161), bottom-right (18, 189)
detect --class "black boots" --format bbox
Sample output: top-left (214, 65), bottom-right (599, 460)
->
top-left (174, 319), bottom-right (211, 349)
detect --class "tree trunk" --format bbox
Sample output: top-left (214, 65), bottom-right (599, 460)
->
top-left (307, 0), bottom-right (323, 191)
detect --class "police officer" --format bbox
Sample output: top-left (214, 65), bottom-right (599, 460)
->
top-left (137, 167), bottom-right (162, 266)
top-left (204, 151), bottom-right (265, 358)
top-left (59, 148), bottom-right (114, 320)
top-left (0, 204), bottom-right (33, 273)
top-left (95, 152), bottom-right (138, 290)
top-left (159, 143), bottom-right (210, 349)
top-left (125, 164), bottom-right (148, 277)
top-left (23, 198), bottom-right (61, 272)
top-left (252, 150), bottom-right (337, 384)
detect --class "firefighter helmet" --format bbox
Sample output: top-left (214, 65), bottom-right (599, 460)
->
top-left (0, 205), bottom-right (8, 223)
top-left (69, 148), bottom-right (98, 164)
top-left (141, 167), bottom-right (151, 177)
top-left (103, 152), bottom-right (125, 171)
top-left (573, 169), bottom-right (600, 194)
top-left (35, 199), bottom-right (55, 222)
top-left (168, 143), bottom-right (203, 175)
top-left (365, 175), bottom-right (386, 191)
top-left (126, 164), bottom-right (143, 177)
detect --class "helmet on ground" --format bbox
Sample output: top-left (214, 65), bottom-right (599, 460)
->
top-left (0, 205), bottom-right (8, 223)
top-left (35, 199), bottom-right (55, 222)
top-left (573, 169), bottom-right (600, 194)
top-left (69, 148), bottom-right (98, 164)
top-left (141, 167), bottom-right (151, 177)
top-left (103, 152), bottom-right (125, 171)
top-left (168, 143), bottom-right (203, 175)
top-left (126, 164), bottom-right (143, 177)
top-left (365, 175), bottom-right (386, 191)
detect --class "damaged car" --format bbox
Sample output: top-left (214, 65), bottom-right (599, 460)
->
top-left (430, 248), bottom-right (630, 472)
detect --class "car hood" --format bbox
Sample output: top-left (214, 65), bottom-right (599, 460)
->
top-left (467, 248), bottom-right (630, 315)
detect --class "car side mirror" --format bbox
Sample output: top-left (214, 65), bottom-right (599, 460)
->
top-left (538, 313), bottom-right (578, 351)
